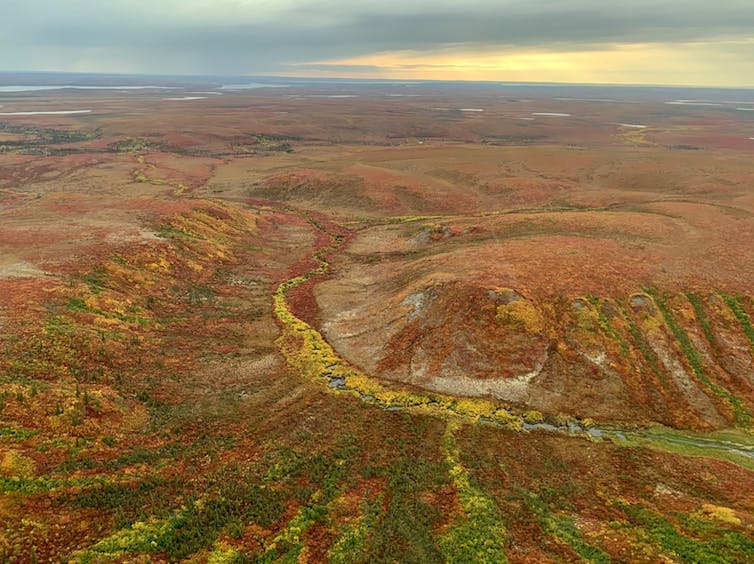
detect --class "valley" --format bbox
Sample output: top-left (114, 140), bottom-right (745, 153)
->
top-left (1, 78), bottom-right (754, 562)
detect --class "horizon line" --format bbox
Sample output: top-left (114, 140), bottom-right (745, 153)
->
top-left (1, 69), bottom-right (753, 91)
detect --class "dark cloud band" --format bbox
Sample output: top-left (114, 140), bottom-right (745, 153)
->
top-left (1, 0), bottom-right (753, 76)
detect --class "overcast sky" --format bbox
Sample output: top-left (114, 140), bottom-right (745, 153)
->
top-left (1, 0), bottom-right (754, 86)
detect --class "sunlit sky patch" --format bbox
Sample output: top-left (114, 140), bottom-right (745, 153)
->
top-left (1, 0), bottom-right (753, 86)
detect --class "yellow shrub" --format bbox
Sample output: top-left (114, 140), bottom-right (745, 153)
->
top-left (699, 504), bottom-right (741, 526)
top-left (0, 450), bottom-right (36, 477)
top-left (147, 257), bottom-right (171, 273)
top-left (496, 300), bottom-right (544, 334)
top-left (523, 410), bottom-right (545, 424)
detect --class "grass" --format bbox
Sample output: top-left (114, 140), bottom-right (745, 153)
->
top-left (523, 490), bottom-right (610, 563)
top-left (157, 225), bottom-right (205, 240)
top-left (328, 496), bottom-right (383, 564)
top-left (438, 421), bottom-right (509, 563)
top-left (625, 314), bottom-right (666, 383)
top-left (76, 474), bottom-right (286, 561)
top-left (722, 294), bottom-right (754, 352)
top-left (585, 295), bottom-right (630, 355)
top-left (80, 269), bottom-right (108, 294)
top-left (55, 434), bottom-right (236, 473)
top-left (624, 426), bottom-right (754, 472)
top-left (368, 456), bottom-right (447, 563)
top-left (678, 513), bottom-right (754, 555)
top-left (686, 292), bottom-right (719, 352)
top-left (645, 288), bottom-right (751, 427)
top-left (259, 439), bottom-right (364, 562)
top-left (67, 478), bottom-right (180, 528)
top-left (0, 426), bottom-right (38, 441)
top-left (1, 475), bottom-right (108, 495)
top-left (257, 503), bottom-right (327, 563)
top-left (617, 501), bottom-right (754, 563)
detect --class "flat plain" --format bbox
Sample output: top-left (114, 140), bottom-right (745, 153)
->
top-left (1, 77), bottom-right (754, 562)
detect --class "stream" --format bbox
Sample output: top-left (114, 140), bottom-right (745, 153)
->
top-left (323, 364), bottom-right (754, 463)
top-left (276, 205), bottom-right (754, 470)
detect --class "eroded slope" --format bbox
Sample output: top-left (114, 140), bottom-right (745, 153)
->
top-left (317, 207), bottom-right (754, 429)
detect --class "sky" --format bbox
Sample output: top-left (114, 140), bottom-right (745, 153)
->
top-left (1, 0), bottom-right (754, 86)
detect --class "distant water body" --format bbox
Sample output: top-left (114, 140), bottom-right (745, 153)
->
top-left (219, 83), bottom-right (290, 90)
top-left (666, 100), bottom-right (722, 106)
top-left (0, 86), bottom-right (173, 92)
top-left (0, 109), bottom-right (92, 115)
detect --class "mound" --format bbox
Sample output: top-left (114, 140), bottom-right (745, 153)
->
top-left (316, 212), bottom-right (754, 430)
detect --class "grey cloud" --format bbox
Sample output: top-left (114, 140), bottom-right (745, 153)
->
top-left (1, 1), bottom-right (753, 75)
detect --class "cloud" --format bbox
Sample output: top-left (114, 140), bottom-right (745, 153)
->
top-left (0, 1), bottom-right (753, 84)
top-left (294, 41), bottom-right (754, 87)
